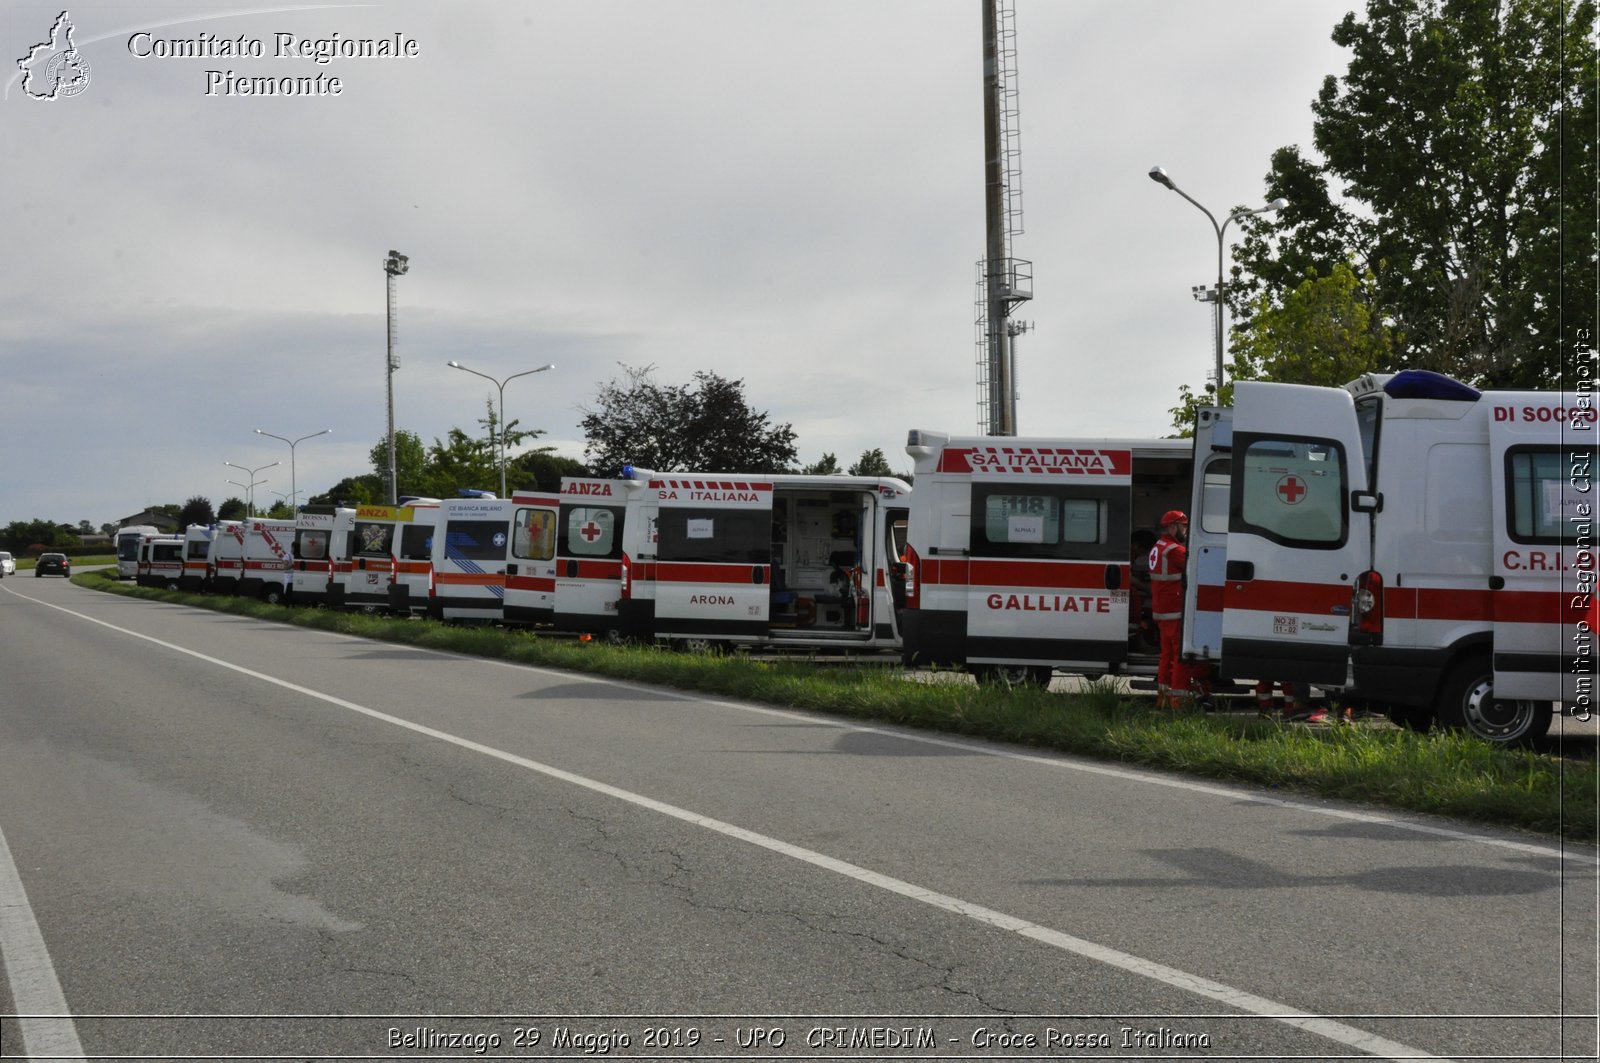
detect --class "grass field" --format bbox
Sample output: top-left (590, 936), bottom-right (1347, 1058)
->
top-left (73, 569), bottom-right (1600, 842)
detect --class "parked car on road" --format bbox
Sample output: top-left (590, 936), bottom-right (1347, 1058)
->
top-left (0, 552), bottom-right (13, 577)
top-left (35, 553), bottom-right (70, 577)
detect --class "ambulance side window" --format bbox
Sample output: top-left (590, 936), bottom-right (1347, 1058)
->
top-left (1233, 437), bottom-right (1346, 548)
top-left (657, 508), bottom-right (770, 565)
top-left (297, 530), bottom-right (328, 561)
top-left (352, 521), bottom-right (393, 557)
top-left (186, 541), bottom-right (210, 560)
top-left (559, 505), bottom-right (624, 561)
top-left (1199, 458), bottom-right (1230, 534)
top-left (1507, 447), bottom-right (1587, 543)
top-left (514, 507), bottom-right (556, 561)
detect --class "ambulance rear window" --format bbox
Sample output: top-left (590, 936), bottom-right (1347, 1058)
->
top-left (443, 521), bottom-right (507, 561)
top-left (352, 521), bottom-right (394, 557)
top-left (559, 505), bottom-right (623, 560)
top-left (1233, 437), bottom-right (1346, 547)
top-left (514, 507), bottom-right (557, 561)
top-left (398, 525), bottom-right (433, 561)
top-left (296, 530), bottom-right (328, 561)
top-left (971, 486), bottom-right (1121, 560)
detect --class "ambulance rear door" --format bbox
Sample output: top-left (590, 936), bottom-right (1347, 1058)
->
top-left (553, 479), bottom-right (628, 634)
top-left (1490, 402), bottom-right (1592, 700)
top-left (505, 494), bottom-right (558, 625)
top-left (434, 498), bottom-right (511, 622)
top-left (1183, 407), bottom-right (1232, 662)
top-left (963, 444), bottom-right (1132, 671)
top-left (345, 506), bottom-right (398, 610)
top-left (649, 477), bottom-right (774, 641)
top-left (390, 506), bottom-right (439, 614)
top-left (1222, 382), bottom-right (1372, 686)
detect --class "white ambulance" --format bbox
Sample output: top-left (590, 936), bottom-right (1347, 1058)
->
top-left (241, 518), bottom-right (295, 603)
top-left (1188, 370), bottom-right (1595, 743)
top-left (288, 505), bottom-right (349, 607)
top-left (178, 525), bottom-right (215, 593)
top-left (899, 432), bottom-right (1193, 685)
top-left (329, 501), bottom-right (439, 614)
top-left (428, 494), bottom-right (517, 623)
top-left (135, 535), bottom-right (184, 589)
top-left (614, 469), bottom-right (912, 652)
top-left (552, 477), bottom-right (630, 638)
top-left (210, 521), bottom-right (246, 595)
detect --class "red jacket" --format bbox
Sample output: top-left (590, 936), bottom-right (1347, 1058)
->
top-left (1148, 534), bottom-right (1187, 620)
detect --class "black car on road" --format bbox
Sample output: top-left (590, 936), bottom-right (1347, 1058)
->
top-left (35, 553), bottom-right (70, 577)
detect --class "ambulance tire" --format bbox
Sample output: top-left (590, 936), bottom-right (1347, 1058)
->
top-left (975, 665), bottom-right (1053, 690)
top-left (673, 637), bottom-right (725, 656)
top-left (260, 585), bottom-right (286, 606)
top-left (164, 579), bottom-right (180, 593)
top-left (1434, 656), bottom-right (1551, 746)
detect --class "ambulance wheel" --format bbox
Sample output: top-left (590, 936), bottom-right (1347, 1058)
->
top-left (164, 579), bottom-right (180, 593)
top-left (1434, 656), bottom-right (1551, 746)
top-left (261, 585), bottom-right (286, 606)
top-left (975, 664), bottom-right (1053, 689)
top-left (602, 627), bottom-right (628, 646)
top-left (674, 637), bottom-right (724, 656)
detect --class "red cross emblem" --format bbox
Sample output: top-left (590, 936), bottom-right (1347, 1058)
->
top-left (1276, 475), bottom-right (1307, 505)
top-left (580, 520), bottom-right (603, 543)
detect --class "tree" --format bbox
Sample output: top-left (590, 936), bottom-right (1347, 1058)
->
top-left (507, 450), bottom-right (590, 493)
top-left (217, 497), bottom-right (248, 521)
top-left (579, 365), bottom-right (798, 474)
top-left (848, 449), bottom-right (896, 478)
top-left (801, 453), bottom-right (842, 475)
top-left (177, 496), bottom-right (215, 529)
top-left (1225, 0), bottom-right (1596, 396)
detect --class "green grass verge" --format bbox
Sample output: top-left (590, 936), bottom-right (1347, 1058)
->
top-left (75, 569), bottom-right (1598, 842)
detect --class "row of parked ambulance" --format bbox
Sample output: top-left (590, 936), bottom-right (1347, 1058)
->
top-left (130, 370), bottom-right (1594, 745)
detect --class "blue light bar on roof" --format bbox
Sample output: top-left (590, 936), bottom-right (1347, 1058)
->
top-left (458, 488), bottom-right (497, 498)
top-left (1383, 369), bottom-right (1481, 402)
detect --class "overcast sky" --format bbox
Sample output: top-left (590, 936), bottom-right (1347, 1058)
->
top-left (2, 0), bottom-right (1354, 529)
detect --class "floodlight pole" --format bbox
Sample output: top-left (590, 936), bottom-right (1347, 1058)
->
top-left (384, 250), bottom-right (409, 504)
top-left (224, 460), bottom-right (279, 517)
top-left (1148, 167), bottom-right (1286, 392)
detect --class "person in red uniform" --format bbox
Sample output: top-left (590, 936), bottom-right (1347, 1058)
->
top-left (1148, 509), bottom-right (1201, 709)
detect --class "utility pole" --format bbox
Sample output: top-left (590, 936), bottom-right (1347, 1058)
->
top-left (383, 250), bottom-right (409, 505)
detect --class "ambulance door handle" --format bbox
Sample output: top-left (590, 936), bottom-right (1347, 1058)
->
top-left (506, 564), bottom-right (519, 576)
top-left (565, 560), bottom-right (578, 578)
top-left (1104, 564), bottom-right (1122, 591)
top-left (752, 566), bottom-right (766, 585)
top-left (1489, 576), bottom-right (1505, 590)
top-left (1226, 561), bottom-right (1255, 581)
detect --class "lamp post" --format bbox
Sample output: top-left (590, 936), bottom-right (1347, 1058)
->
top-left (1148, 166), bottom-right (1287, 393)
top-left (224, 461), bottom-right (279, 518)
top-left (254, 428), bottom-right (332, 510)
top-left (446, 360), bottom-right (555, 497)
top-left (384, 250), bottom-right (409, 504)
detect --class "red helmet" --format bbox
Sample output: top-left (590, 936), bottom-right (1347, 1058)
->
top-left (1160, 510), bottom-right (1189, 526)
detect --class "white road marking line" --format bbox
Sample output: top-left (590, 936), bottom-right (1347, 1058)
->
top-left (0, 820), bottom-right (87, 1061)
top-left (13, 593), bottom-right (1462, 1061)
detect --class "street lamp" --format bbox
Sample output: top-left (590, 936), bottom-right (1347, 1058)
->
top-left (446, 360), bottom-right (555, 497)
top-left (1148, 166), bottom-right (1287, 392)
top-left (384, 250), bottom-right (410, 505)
top-left (254, 428), bottom-right (332, 510)
top-left (224, 461), bottom-right (279, 518)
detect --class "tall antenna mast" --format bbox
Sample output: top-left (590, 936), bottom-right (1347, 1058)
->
top-left (975, 0), bottom-right (1031, 436)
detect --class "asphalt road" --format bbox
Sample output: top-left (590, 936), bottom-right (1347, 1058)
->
top-left (0, 575), bottom-right (1595, 1062)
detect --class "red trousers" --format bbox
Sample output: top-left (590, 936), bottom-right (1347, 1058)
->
top-left (1156, 618), bottom-right (1203, 702)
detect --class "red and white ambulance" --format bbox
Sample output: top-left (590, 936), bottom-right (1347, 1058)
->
top-left (209, 518), bottom-right (294, 601)
top-left (288, 505), bottom-right (349, 607)
top-left (135, 535), bottom-right (184, 589)
top-left (329, 501), bottom-right (439, 614)
top-left (1190, 370), bottom-right (1595, 743)
top-left (552, 477), bottom-right (629, 638)
top-left (615, 469), bottom-right (912, 651)
top-left (899, 432), bottom-right (1193, 685)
